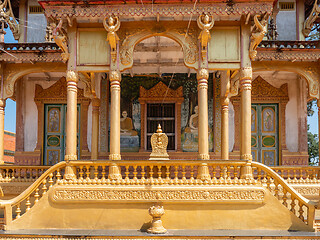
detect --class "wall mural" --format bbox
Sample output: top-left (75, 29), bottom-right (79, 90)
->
top-left (116, 74), bottom-right (214, 152)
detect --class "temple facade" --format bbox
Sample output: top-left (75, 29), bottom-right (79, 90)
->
top-left (0, 0), bottom-right (320, 237)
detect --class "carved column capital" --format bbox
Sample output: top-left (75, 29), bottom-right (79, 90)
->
top-left (66, 70), bottom-right (79, 83)
top-left (240, 67), bottom-right (252, 91)
top-left (0, 98), bottom-right (6, 110)
top-left (220, 97), bottom-right (230, 109)
top-left (92, 97), bottom-right (101, 108)
top-left (197, 68), bottom-right (209, 80)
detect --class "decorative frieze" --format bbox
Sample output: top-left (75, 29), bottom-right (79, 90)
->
top-left (50, 186), bottom-right (266, 203)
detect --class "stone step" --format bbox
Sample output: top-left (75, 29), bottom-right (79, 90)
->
top-left (1, 229), bottom-right (320, 240)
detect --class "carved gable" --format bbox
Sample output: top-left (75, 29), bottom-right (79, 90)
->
top-left (252, 76), bottom-right (288, 100)
top-left (35, 77), bottom-right (87, 101)
top-left (139, 81), bottom-right (184, 102)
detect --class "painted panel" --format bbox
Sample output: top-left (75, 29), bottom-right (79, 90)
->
top-left (78, 31), bottom-right (109, 65)
top-left (208, 27), bottom-right (240, 62)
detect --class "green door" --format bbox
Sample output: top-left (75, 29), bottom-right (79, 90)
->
top-left (251, 104), bottom-right (278, 166)
top-left (44, 104), bottom-right (80, 165)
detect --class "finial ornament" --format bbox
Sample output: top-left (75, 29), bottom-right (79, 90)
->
top-left (149, 124), bottom-right (169, 160)
top-left (103, 16), bottom-right (120, 63)
top-left (249, 14), bottom-right (268, 61)
top-left (147, 204), bottom-right (167, 234)
top-left (197, 14), bottom-right (214, 61)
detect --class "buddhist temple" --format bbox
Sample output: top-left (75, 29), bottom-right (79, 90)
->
top-left (0, 0), bottom-right (320, 238)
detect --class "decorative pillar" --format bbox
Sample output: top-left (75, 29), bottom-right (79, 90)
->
top-left (176, 102), bottom-right (182, 151)
top-left (0, 99), bottom-right (5, 164)
top-left (64, 70), bottom-right (78, 179)
top-left (220, 71), bottom-right (230, 160)
top-left (109, 70), bottom-right (121, 161)
top-left (139, 102), bottom-right (146, 152)
top-left (91, 97), bottom-right (100, 160)
top-left (196, 68), bottom-right (210, 181)
top-left (197, 68), bottom-right (210, 160)
top-left (221, 97), bottom-right (229, 160)
top-left (239, 67), bottom-right (253, 179)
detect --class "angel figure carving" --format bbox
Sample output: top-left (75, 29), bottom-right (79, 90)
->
top-left (249, 14), bottom-right (268, 60)
top-left (103, 16), bottom-right (120, 62)
top-left (52, 19), bottom-right (70, 63)
top-left (197, 14), bottom-right (214, 61)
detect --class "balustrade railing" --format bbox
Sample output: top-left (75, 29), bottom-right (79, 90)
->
top-left (0, 160), bottom-right (316, 230)
top-left (252, 162), bottom-right (316, 228)
top-left (2, 43), bottom-right (59, 51)
top-left (0, 166), bottom-right (51, 182)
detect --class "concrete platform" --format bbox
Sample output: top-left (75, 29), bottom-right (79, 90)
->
top-left (1, 229), bottom-right (320, 239)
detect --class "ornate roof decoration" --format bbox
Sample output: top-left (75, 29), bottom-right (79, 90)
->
top-left (35, 77), bottom-right (87, 101)
top-left (42, 3), bottom-right (273, 18)
top-left (139, 81), bottom-right (183, 102)
top-left (251, 76), bottom-right (288, 100)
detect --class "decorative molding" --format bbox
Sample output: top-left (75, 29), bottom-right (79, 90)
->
top-left (303, 0), bottom-right (320, 37)
top-left (43, 3), bottom-right (274, 19)
top-left (294, 186), bottom-right (320, 196)
top-left (50, 187), bottom-right (265, 203)
top-left (0, 52), bottom-right (63, 63)
top-left (256, 50), bottom-right (320, 62)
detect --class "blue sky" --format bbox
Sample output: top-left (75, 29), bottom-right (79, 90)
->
top-left (2, 28), bottom-right (319, 136)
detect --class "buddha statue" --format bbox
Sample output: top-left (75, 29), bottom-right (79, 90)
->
top-left (185, 105), bottom-right (199, 134)
top-left (120, 111), bottom-right (138, 136)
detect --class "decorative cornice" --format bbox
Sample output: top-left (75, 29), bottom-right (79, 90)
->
top-left (43, 3), bottom-right (273, 19)
top-left (139, 81), bottom-right (183, 102)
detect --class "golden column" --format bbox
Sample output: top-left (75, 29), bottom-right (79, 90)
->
top-left (64, 70), bottom-right (78, 179)
top-left (91, 97), bottom-right (100, 160)
top-left (221, 71), bottom-right (230, 160)
top-left (0, 99), bottom-right (5, 164)
top-left (65, 70), bottom-right (78, 161)
top-left (197, 68), bottom-right (209, 160)
top-left (196, 68), bottom-right (211, 181)
top-left (239, 67), bottom-right (253, 179)
top-left (109, 70), bottom-right (121, 161)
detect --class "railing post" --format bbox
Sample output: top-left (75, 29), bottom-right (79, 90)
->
top-left (307, 205), bottom-right (315, 229)
top-left (4, 204), bottom-right (12, 228)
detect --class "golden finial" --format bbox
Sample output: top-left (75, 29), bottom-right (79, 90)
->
top-left (156, 124), bottom-right (162, 133)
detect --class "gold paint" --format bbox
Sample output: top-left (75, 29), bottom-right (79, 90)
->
top-left (103, 16), bottom-right (120, 63)
top-left (197, 14), bottom-right (214, 62)
top-left (52, 19), bottom-right (70, 63)
top-left (249, 14), bottom-right (268, 60)
top-left (147, 204), bottom-right (167, 234)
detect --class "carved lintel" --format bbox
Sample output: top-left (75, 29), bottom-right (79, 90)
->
top-left (53, 19), bottom-right (70, 63)
top-left (303, 0), bottom-right (320, 37)
top-left (197, 14), bottom-right (214, 62)
top-left (103, 16), bottom-right (120, 63)
top-left (249, 14), bottom-right (268, 61)
top-left (0, 0), bottom-right (20, 40)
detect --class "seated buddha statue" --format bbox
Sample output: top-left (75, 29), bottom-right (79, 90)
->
top-left (120, 111), bottom-right (138, 136)
top-left (184, 105), bottom-right (199, 134)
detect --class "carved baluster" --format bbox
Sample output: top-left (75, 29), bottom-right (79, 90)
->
top-left (282, 189), bottom-right (288, 207)
top-left (212, 166), bottom-right (217, 180)
top-left (42, 179), bottom-right (47, 196)
top-left (165, 166), bottom-right (170, 183)
top-left (26, 197), bottom-right (31, 212)
top-left (101, 166), bottom-right (106, 181)
top-left (189, 166), bottom-right (194, 184)
top-left (305, 169), bottom-right (310, 182)
top-left (94, 166), bottom-right (99, 184)
top-left (274, 180), bottom-right (279, 199)
top-left (257, 169), bottom-right (261, 181)
top-left (293, 169), bottom-right (297, 183)
top-left (79, 166), bottom-right (84, 182)
top-left (5, 169), bottom-right (9, 180)
top-left (298, 202), bottom-right (304, 221)
top-left (280, 169), bottom-right (284, 179)
top-left (35, 168), bottom-right (39, 181)
top-left (15, 204), bottom-right (21, 219)
top-left (182, 165), bottom-right (186, 183)
top-left (157, 165), bottom-right (162, 182)
top-left (226, 166), bottom-right (231, 180)
top-left (312, 169), bottom-right (317, 182)
top-left (56, 169), bottom-right (61, 184)
top-left (174, 165), bottom-right (178, 183)
top-left (34, 188), bottom-right (40, 204)
top-left (266, 175), bottom-right (271, 191)
top-left (299, 169), bottom-right (303, 183)
top-left (149, 165), bottom-right (154, 184)
top-left (290, 196), bottom-right (296, 215)
top-left (48, 173), bottom-right (54, 188)
top-left (125, 165), bottom-right (130, 184)
top-left (141, 166), bottom-right (146, 183)
top-left (133, 165), bottom-right (138, 183)
top-left (85, 165), bottom-right (91, 184)
top-left (17, 168), bottom-right (21, 182)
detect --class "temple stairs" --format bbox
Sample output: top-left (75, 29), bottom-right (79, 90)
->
top-left (0, 160), bottom-right (318, 238)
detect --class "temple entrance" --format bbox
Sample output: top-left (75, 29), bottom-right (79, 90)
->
top-left (43, 104), bottom-right (80, 165)
top-left (251, 103), bottom-right (279, 166)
